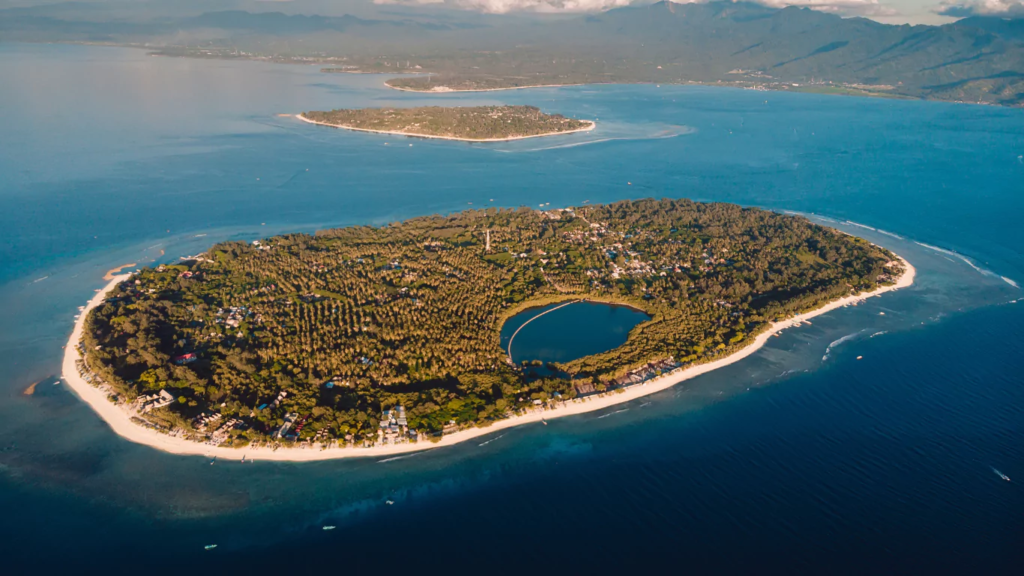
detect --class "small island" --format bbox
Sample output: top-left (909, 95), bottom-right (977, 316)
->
top-left (297, 105), bottom-right (595, 142)
top-left (66, 199), bottom-right (913, 460)
top-left (385, 76), bottom-right (580, 94)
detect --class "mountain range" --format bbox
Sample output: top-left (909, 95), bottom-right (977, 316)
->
top-left (2, 1), bottom-right (1021, 105)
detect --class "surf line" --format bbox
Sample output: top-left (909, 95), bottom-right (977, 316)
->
top-left (506, 300), bottom-right (583, 362)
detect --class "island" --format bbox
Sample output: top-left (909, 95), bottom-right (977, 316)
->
top-left (385, 76), bottom-right (582, 94)
top-left (297, 105), bottom-right (595, 142)
top-left (65, 199), bottom-right (913, 460)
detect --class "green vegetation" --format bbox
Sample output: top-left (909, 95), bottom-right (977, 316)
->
top-left (82, 199), bottom-right (903, 445)
top-left (302, 106), bottom-right (592, 141)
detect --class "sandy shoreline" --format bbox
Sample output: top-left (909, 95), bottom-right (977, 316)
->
top-left (63, 257), bottom-right (914, 462)
top-left (295, 114), bottom-right (596, 143)
top-left (384, 81), bottom-right (584, 94)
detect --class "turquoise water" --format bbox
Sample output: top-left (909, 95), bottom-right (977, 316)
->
top-left (0, 43), bottom-right (1022, 573)
top-left (501, 301), bottom-right (651, 365)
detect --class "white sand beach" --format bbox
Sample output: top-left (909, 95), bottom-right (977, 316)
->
top-left (384, 81), bottom-right (584, 94)
top-left (62, 257), bottom-right (914, 462)
top-left (295, 113), bottom-right (596, 142)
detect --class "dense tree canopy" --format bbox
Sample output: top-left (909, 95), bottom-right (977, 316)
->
top-left (83, 199), bottom-right (902, 445)
top-left (301, 105), bottom-right (591, 140)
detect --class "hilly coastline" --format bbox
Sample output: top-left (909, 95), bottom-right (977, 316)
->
top-left (2, 1), bottom-right (1022, 105)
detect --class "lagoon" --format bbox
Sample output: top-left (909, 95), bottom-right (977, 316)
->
top-left (502, 301), bottom-right (651, 365)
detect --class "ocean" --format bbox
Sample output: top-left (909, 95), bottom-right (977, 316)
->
top-left (0, 43), bottom-right (1021, 574)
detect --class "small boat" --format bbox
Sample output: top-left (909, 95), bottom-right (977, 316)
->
top-left (992, 467), bottom-right (1011, 482)
top-left (323, 525), bottom-right (336, 531)
top-left (209, 456), bottom-right (217, 466)
top-left (386, 499), bottom-right (394, 505)
top-left (856, 356), bottom-right (863, 360)
top-left (204, 544), bottom-right (218, 550)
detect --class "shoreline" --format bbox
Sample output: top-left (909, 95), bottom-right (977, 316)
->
top-left (62, 256), bottom-right (915, 462)
top-left (295, 114), bottom-right (596, 143)
top-left (384, 81), bottom-right (585, 94)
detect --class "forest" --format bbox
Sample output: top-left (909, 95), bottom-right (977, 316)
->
top-left (301, 106), bottom-right (592, 140)
top-left (82, 199), bottom-right (903, 446)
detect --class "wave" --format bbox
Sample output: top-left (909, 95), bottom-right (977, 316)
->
top-left (596, 408), bottom-right (630, 419)
top-left (32, 276), bottom-right (48, 283)
top-left (845, 220), bottom-right (877, 232)
top-left (822, 331), bottom-right (864, 361)
top-left (376, 453), bottom-right (421, 463)
top-left (844, 220), bottom-right (904, 240)
top-left (478, 434), bottom-right (506, 447)
top-left (914, 241), bottom-right (1019, 288)
top-left (869, 331), bottom-right (888, 338)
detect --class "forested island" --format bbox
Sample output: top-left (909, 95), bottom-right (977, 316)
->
top-left (76, 199), bottom-right (906, 452)
top-left (298, 106), bottom-right (594, 142)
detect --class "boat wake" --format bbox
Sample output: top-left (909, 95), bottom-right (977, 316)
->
top-left (822, 331), bottom-right (864, 361)
top-left (496, 125), bottom-right (695, 153)
top-left (869, 331), bottom-right (888, 338)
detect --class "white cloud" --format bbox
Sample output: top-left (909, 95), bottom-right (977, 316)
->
top-left (934, 0), bottom-right (1024, 17)
top-left (373, 0), bottom-right (446, 5)
top-left (372, 0), bottom-right (896, 18)
top-left (755, 0), bottom-right (898, 17)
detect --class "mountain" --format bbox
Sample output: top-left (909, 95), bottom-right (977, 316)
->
top-left (1, 1), bottom-right (1021, 105)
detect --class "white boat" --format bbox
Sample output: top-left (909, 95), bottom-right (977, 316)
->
top-left (323, 525), bottom-right (336, 531)
top-left (204, 544), bottom-right (218, 550)
top-left (386, 500), bottom-right (394, 505)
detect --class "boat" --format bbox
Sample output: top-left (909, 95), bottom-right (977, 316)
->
top-left (386, 500), bottom-right (394, 505)
top-left (856, 356), bottom-right (863, 360)
top-left (204, 544), bottom-right (218, 550)
top-left (992, 467), bottom-right (1011, 482)
top-left (323, 525), bottom-right (336, 531)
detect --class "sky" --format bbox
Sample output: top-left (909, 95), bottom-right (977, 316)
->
top-left (1, 0), bottom-right (1022, 25)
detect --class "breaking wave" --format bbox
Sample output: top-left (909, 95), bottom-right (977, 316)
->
top-left (915, 241), bottom-right (1019, 288)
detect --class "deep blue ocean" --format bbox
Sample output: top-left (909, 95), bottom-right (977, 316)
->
top-left (0, 43), bottom-right (1021, 574)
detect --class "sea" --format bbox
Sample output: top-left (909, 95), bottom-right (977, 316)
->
top-left (0, 43), bottom-right (1021, 574)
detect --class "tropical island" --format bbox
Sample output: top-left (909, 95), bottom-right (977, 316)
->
top-left (384, 76), bottom-right (583, 94)
top-left (297, 105), bottom-right (595, 142)
top-left (67, 199), bottom-right (912, 460)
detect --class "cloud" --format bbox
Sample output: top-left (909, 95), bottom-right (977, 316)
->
top-left (373, 0), bottom-right (633, 12)
top-left (373, 0), bottom-right (896, 17)
top-left (934, 0), bottom-right (1024, 17)
top-left (755, 0), bottom-right (898, 17)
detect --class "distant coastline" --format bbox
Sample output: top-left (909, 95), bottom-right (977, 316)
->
top-left (384, 80), bottom-right (586, 94)
top-left (295, 113), bottom-right (596, 142)
top-left (61, 255), bottom-right (915, 462)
